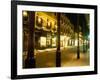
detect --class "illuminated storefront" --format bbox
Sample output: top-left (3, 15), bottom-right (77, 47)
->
top-left (34, 12), bottom-right (58, 50)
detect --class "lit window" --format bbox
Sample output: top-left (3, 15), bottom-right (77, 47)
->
top-left (38, 17), bottom-right (41, 23)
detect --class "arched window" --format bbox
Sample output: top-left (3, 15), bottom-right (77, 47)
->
top-left (36, 16), bottom-right (43, 27)
top-left (46, 19), bottom-right (52, 29)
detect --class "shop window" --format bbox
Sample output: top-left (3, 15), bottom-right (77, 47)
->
top-left (40, 37), bottom-right (46, 48)
top-left (46, 33), bottom-right (52, 47)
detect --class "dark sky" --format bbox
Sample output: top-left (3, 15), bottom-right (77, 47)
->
top-left (65, 13), bottom-right (87, 27)
top-left (64, 13), bottom-right (89, 36)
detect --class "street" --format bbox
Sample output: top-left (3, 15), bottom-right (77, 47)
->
top-left (34, 46), bottom-right (89, 68)
top-left (23, 46), bottom-right (89, 68)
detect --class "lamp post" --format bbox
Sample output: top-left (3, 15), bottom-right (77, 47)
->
top-left (56, 13), bottom-right (61, 67)
top-left (77, 14), bottom-right (80, 59)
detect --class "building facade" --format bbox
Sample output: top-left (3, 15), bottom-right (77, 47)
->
top-left (23, 11), bottom-right (78, 52)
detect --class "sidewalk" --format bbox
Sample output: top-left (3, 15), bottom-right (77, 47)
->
top-left (61, 47), bottom-right (89, 67)
top-left (23, 46), bottom-right (90, 68)
top-left (35, 46), bottom-right (90, 68)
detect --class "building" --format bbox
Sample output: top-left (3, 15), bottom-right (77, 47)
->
top-left (23, 11), bottom-right (77, 52)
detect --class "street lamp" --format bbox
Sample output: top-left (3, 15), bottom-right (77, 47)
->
top-left (77, 14), bottom-right (80, 59)
top-left (56, 13), bottom-right (61, 67)
top-left (23, 11), bottom-right (28, 17)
